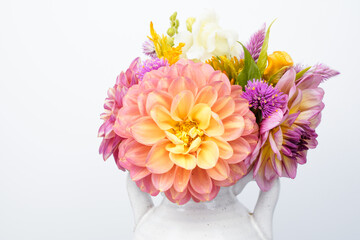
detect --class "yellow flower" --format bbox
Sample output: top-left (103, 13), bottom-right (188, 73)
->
top-left (263, 51), bottom-right (293, 80)
top-left (148, 22), bottom-right (185, 65)
top-left (206, 56), bottom-right (244, 84)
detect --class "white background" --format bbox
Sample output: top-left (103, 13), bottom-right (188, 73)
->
top-left (1, 0), bottom-right (359, 239)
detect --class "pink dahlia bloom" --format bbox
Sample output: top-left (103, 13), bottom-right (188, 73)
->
top-left (114, 59), bottom-right (258, 204)
top-left (249, 68), bottom-right (332, 190)
top-left (98, 58), bottom-right (141, 169)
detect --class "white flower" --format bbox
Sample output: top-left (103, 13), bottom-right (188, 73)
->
top-left (175, 10), bottom-right (241, 61)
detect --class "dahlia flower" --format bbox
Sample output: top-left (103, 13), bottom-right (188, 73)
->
top-left (248, 68), bottom-right (331, 190)
top-left (98, 58), bottom-right (141, 169)
top-left (114, 59), bottom-right (258, 204)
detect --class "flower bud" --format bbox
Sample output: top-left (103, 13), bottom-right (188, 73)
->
top-left (264, 51), bottom-right (293, 79)
top-left (170, 12), bottom-right (177, 22)
top-left (186, 17), bottom-right (196, 32)
top-left (167, 27), bottom-right (176, 37)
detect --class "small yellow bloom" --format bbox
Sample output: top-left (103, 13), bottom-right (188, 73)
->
top-left (206, 56), bottom-right (244, 84)
top-left (148, 22), bottom-right (184, 65)
top-left (263, 51), bottom-right (293, 80)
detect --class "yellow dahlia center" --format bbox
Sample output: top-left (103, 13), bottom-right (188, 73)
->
top-left (170, 120), bottom-right (205, 147)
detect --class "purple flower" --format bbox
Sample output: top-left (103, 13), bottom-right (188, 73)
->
top-left (242, 79), bottom-right (287, 119)
top-left (240, 24), bottom-right (266, 62)
top-left (137, 58), bottom-right (169, 81)
top-left (142, 40), bottom-right (157, 58)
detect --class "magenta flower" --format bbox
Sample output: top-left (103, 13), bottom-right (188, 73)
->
top-left (98, 58), bottom-right (141, 169)
top-left (248, 68), bottom-right (337, 190)
top-left (242, 80), bottom-right (287, 119)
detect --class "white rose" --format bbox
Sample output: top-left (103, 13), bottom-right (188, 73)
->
top-left (175, 10), bottom-right (241, 62)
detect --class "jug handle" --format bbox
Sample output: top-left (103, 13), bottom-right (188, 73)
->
top-left (232, 173), bottom-right (280, 240)
top-left (126, 174), bottom-right (154, 227)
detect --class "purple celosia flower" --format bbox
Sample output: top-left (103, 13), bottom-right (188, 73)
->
top-left (295, 63), bottom-right (340, 82)
top-left (142, 40), bottom-right (157, 58)
top-left (242, 79), bottom-right (287, 119)
top-left (240, 24), bottom-right (266, 62)
top-left (137, 58), bottom-right (169, 81)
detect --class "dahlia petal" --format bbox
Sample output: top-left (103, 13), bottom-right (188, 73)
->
top-left (114, 105), bottom-right (141, 138)
top-left (208, 137), bottom-right (233, 160)
top-left (181, 63), bottom-right (208, 88)
top-left (165, 131), bottom-right (184, 144)
top-left (208, 81), bottom-right (231, 98)
top-left (300, 88), bottom-right (324, 111)
top-left (189, 179), bottom-right (220, 201)
top-left (124, 140), bottom-right (152, 167)
top-left (234, 98), bottom-right (250, 116)
top-left (190, 167), bottom-right (213, 194)
top-left (131, 117), bottom-right (166, 145)
top-left (283, 156), bottom-right (297, 179)
top-left (151, 166), bottom-right (176, 192)
top-left (205, 112), bottom-right (224, 137)
top-left (222, 115), bottom-right (245, 141)
top-left (208, 72), bottom-right (231, 92)
top-left (212, 96), bottom-right (235, 120)
top-left (206, 159), bottom-right (230, 181)
top-left (174, 166), bottom-right (192, 192)
top-left (296, 74), bottom-right (322, 90)
top-left (146, 90), bottom-right (173, 114)
top-left (166, 143), bottom-right (186, 154)
top-left (187, 137), bottom-right (202, 153)
top-left (276, 68), bottom-right (296, 94)
top-left (129, 165), bottom-right (151, 181)
top-left (227, 137), bottom-right (251, 164)
top-left (170, 90), bottom-right (194, 121)
top-left (242, 116), bottom-right (256, 136)
top-left (260, 109), bottom-right (284, 135)
top-left (150, 105), bottom-right (177, 130)
top-left (188, 103), bottom-right (212, 129)
top-left (169, 153), bottom-right (197, 170)
top-left (168, 76), bottom-right (198, 97)
top-left (195, 86), bottom-right (218, 107)
top-left (165, 187), bottom-right (191, 205)
top-left (269, 133), bottom-right (281, 160)
top-left (196, 141), bottom-right (219, 169)
top-left (135, 175), bottom-right (160, 196)
top-left (146, 139), bottom-right (174, 174)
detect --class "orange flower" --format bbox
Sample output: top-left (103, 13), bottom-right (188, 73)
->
top-left (263, 51), bottom-right (293, 80)
top-left (114, 60), bottom-right (258, 204)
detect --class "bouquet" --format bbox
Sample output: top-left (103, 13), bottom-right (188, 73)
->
top-left (98, 10), bottom-right (339, 204)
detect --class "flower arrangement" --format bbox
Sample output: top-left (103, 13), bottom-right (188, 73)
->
top-left (98, 10), bottom-right (339, 204)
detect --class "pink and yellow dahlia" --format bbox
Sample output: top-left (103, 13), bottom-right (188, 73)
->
top-left (98, 58), bottom-right (141, 169)
top-left (249, 68), bottom-right (328, 190)
top-left (114, 59), bottom-right (258, 204)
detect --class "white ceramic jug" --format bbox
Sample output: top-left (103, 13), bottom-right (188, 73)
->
top-left (127, 173), bottom-right (280, 240)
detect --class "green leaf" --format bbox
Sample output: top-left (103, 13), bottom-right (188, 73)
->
top-left (236, 42), bottom-right (261, 90)
top-left (295, 66), bottom-right (311, 80)
top-left (257, 19), bottom-right (276, 75)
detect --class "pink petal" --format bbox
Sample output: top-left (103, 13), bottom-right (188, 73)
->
top-left (206, 159), bottom-right (230, 181)
top-left (212, 96), bottom-right (235, 120)
top-left (276, 68), bottom-right (296, 95)
top-left (145, 139), bottom-right (174, 174)
top-left (174, 166), bottom-right (192, 192)
top-left (195, 86), bottom-right (218, 107)
top-left (190, 167), bottom-right (213, 194)
top-left (227, 137), bottom-right (251, 164)
top-left (222, 115), bottom-right (245, 141)
top-left (168, 76), bottom-right (198, 97)
top-left (131, 117), bottom-right (166, 145)
top-left (151, 166), bottom-right (176, 191)
top-left (146, 90), bottom-right (173, 114)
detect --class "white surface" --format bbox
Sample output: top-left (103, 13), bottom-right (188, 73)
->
top-left (0, 0), bottom-right (358, 239)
